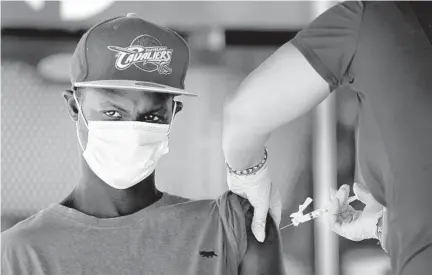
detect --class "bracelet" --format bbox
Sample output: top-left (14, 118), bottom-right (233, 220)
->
top-left (226, 149), bottom-right (268, 176)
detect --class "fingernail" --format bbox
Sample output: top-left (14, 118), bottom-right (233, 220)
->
top-left (257, 233), bottom-right (264, 243)
top-left (252, 228), bottom-right (265, 243)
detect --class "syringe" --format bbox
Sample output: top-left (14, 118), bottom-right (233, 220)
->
top-left (280, 196), bottom-right (357, 230)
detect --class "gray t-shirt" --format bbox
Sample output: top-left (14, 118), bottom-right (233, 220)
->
top-left (2, 192), bottom-right (251, 275)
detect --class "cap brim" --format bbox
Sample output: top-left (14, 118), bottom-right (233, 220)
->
top-left (73, 80), bottom-right (197, 97)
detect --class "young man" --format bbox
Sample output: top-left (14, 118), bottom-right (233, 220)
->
top-left (223, 1), bottom-right (432, 275)
top-left (1, 14), bottom-right (285, 275)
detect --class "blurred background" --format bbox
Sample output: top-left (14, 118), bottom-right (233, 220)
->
top-left (1, 1), bottom-right (390, 275)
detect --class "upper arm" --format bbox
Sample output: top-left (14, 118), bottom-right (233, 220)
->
top-left (224, 42), bottom-right (330, 140)
top-left (239, 208), bottom-right (286, 275)
top-left (224, 1), bottom-right (364, 141)
top-left (292, 1), bottom-right (364, 92)
top-left (216, 192), bottom-right (286, 275)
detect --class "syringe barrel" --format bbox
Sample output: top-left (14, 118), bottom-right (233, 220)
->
top-left (304, 209), bottom-right (327, 221)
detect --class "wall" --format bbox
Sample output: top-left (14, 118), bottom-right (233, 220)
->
top-left (1, 1), bottom-right (312, 30)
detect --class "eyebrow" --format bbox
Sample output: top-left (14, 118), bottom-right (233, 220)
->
top-left (100, 88), bottom-right (119, 95)
top-left (101, 99), bottom-right (167, 114)
top-left (103, 102), bottom-right (129, 113)
top-left (96, 88), bottom-right (170, 113)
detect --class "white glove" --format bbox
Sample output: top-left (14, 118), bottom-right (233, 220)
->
top-left (227, 162), bottom-right (282, 242)
top-left (328, 183), bottom-right (383, 241)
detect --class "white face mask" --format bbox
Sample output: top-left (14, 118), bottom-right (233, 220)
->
top-left (73, 92), bottom-right (175, 189)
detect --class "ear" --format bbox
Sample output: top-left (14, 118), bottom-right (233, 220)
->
top-left (62, 89), bottom-right (79, 122)
top-left (174, 100), bottom-right (183, 115)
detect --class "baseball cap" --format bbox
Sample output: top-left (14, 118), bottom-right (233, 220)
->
top-left (70, 13), bottom-right (196, 96)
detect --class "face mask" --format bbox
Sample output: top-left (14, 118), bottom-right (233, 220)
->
top-left (73, 92), bottom-right (175, 189)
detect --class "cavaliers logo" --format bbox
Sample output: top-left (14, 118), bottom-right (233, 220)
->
top-left (107, 35), bottom-right (173, 75)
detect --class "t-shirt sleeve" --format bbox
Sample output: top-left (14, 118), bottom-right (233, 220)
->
top-left (291, 1), bottom-right (365, 91)
top-left (216, 192), bottom-right (252, 266)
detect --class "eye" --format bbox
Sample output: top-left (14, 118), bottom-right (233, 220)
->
top-left (143, 114), bottom-right (164, 123)
top-left (103, 110), bottom-right (122, 118)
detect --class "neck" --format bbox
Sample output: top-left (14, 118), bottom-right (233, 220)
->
top-left (62, 159), bottom-right (163, 218)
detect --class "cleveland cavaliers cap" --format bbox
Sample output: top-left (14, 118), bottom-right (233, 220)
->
top-left (70, 13), bottom-right (196, 96)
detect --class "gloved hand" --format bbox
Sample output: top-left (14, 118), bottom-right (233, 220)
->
top-left (328, 183), bottom-right (383, 241)
top-left (227, 162), bottom-right (282, 243)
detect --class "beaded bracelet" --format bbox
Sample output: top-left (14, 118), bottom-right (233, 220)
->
top-left (226, 149), bottom-right (268, 176)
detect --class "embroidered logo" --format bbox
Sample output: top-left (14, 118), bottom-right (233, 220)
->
top-left (107, 34), bottom-right (173, 75)
top-left (199, 251), bottom-right (218, 258)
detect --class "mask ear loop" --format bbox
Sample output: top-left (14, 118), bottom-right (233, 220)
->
top-left (73, 92), bottom-right (89, 128)
top-left (73, 91), bottom-right (89, 152)
top-left (167, 100), bottom-right (177, 136)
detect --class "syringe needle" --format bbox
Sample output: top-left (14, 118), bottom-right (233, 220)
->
top-left (279, 223), bottom-right (294, 230)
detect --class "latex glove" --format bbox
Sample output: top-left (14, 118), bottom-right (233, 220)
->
top-left (328, 183), bottom-right (383, 241)
top-left (227, 162), bottom-right (282, 242)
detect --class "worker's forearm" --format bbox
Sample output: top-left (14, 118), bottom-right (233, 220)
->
top-left (222, 119), bottom-right (268, 171)
top-left (221, 83), bottom-right (294, 170)
top-left (222, 90), bottom-right (303, 171)
top-left (222, 42), bottom-right (331, 170)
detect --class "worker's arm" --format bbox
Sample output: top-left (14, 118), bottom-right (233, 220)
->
top-left (222, 42), bottom-right (330, 170)
top-left (222, 1), bottom-right (365, 242)
top-left (222, 1), bottom-right (365, 171)
top-left (239, 208), bottom-right (286, 275)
